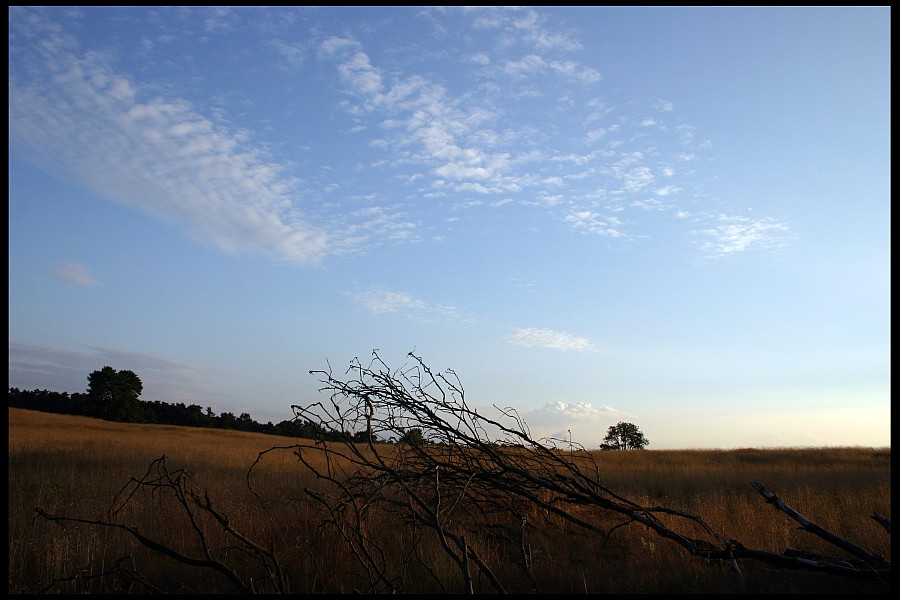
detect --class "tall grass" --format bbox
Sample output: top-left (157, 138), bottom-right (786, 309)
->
top-left (8, 407), bottom-right (890, 594)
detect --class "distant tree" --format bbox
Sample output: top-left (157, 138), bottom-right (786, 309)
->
top-left (8, 387), bottom-right (83, 415)
top-left (399, 427), bottom-right (425, 447)
top-left (186, 404), bottom-right (211, 427)
top-left (600, 421), bottom-right (649, 450)
top-left (83, 367), bottom-right (150, 423)
top-left (352, 429), bottom-right (380, 444)
top-left (219, 412), bottom-right (237, 429)
top-left (236, 412), bottom-right (255, 431)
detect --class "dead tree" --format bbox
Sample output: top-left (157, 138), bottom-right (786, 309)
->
top-left (259, 349), bottom-right (890, 593)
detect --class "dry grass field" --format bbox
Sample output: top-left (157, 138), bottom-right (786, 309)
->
top-left (8, 407), bottom-right (890, 594)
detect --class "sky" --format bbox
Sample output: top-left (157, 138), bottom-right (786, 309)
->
top-left (8, 6), bottom-right (891, 450)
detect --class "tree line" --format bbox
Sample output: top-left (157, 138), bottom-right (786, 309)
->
top-left (9, 365), bottom-right (650, 449)
top-left (8, 366), bottom-right (328, 440)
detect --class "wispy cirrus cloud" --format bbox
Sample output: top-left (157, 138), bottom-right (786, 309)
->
top-left (9, 12), bottom-right (330, 266)
top-left (270, 39), bottom-right (307, 71)
top-left (464, 6), bottom-right (585, 53)
top-left (315, 7), bottom-right (603, 202)
top-left (693, 214), bottom-right (793, 258)
top-left (9, 7), bottom-right (792, 270)
top-left (564, 211), bottom-right (627, 238)
top-left (7, 340), bottom-right (213, 403)
top-left (656, 99), bottom-right (675, 112)
top-left (507, 327), bottom-right (595, 351)
top-left (308, 9), bottom-right (792, 263)
top-left (52, 263), bottom-right (98, 286)
top-left (501, 54), bottom-right (601, 84)
top-left (351, 288), bottom-right (476, 324)
top-left (202, 6), bottom-right (238, 33)
top-left (354, 289), bottom-right (427, 314)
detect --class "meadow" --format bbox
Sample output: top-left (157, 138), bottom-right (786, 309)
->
top-left (8, 407), bottom-right (890, 594)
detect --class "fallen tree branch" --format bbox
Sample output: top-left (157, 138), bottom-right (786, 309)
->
top-left (279, 350), bottom-right (890, 590)
top-left (35, 455), bottom-right (287, 594)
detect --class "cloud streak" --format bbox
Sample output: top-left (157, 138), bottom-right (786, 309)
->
top-left (8, 8), bottom-right (792, 268)
top-left (9, 15), bottom-right (330, 266)
top-left (52, 263), bottom-right (98, 286)
top-left (7, 340), bottom-right (212, 404)
top-left (351, 288), bottom-right (476, 324)
top-left (312, 13), bottom-right (787, 262)
top-left (315, 12), bottom-right (600, 202)
top-left (507, 328), bottom-right (595, 351)
top-left (693, 215), bottom-right (793, 258)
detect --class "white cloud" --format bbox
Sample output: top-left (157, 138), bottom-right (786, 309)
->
top-left (631, 197), bottom-right (673, 212)
top-left (621, 166), bottom-right (655, 192)
top-left (586, 128), bottom-right (607, 142)
top-left (308, 11), bottom-right (749, 263)
top-left (315, 11), bottom-right (604, 206)
top-left (354, 289), bottom-right (427, 314)
top-left (351, 288), bottom-right (476, 324)
top-left (454, 182), bottom-right (492, 194)
top-left (654, 185), bottom-right (681, 197)
top-left (435, 164), bottom-right (492, 181)
top-left (465, 6), bottom-right (583, 53)
top-left (52, 263), bottom-right (98, 286)
top-left (519, 401), bottom-right (623, 446)
top-left (9, 9), bottom-right (785, 269)
top-left (318, 36), bottom-right (358, 57)
top-left (564, 210), bottom-right (627, 238)
top-left (318, 39), bottom-right (521, 194)
top-left (507, 327), bottom-right (595, 351)
top-left (271, 39), bottom-right (306, 71)
top-left (503, 54), bottom-right (547, 77)
top-left (338, 51), bottom-right (384, 96)
top-left (693, 214), bottom-right (793, 258)
top-left (335, 204), bottom-right (421, 248)
top-left (500, 54), bottom-right (599, 84)
top-left (548, 60), bottom-right (601, 84)
top-left (8, 22), bottom-right (331, 266)
top-left (657, 100), bottom-right (674, 112)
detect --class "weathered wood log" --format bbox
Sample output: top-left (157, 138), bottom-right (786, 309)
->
top-left (751, 482), bottom-right (890, 580)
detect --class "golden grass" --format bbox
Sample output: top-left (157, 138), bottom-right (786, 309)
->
top-left (8, 407), bottom-right (890, 594)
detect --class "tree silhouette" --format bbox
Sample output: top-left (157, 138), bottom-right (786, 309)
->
top-left (600, 421), bottom-right (649, 450)
top-left (399, 427), bottom-right (425, 447)
top-left (83, 367), bottom-right (149, 423)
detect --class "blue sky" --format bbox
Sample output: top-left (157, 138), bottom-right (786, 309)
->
top-left (9, 7), bottom-right (890, 449)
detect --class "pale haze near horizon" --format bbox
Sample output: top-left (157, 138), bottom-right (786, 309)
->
top-left (8, 7), bottom-right (890, 450)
